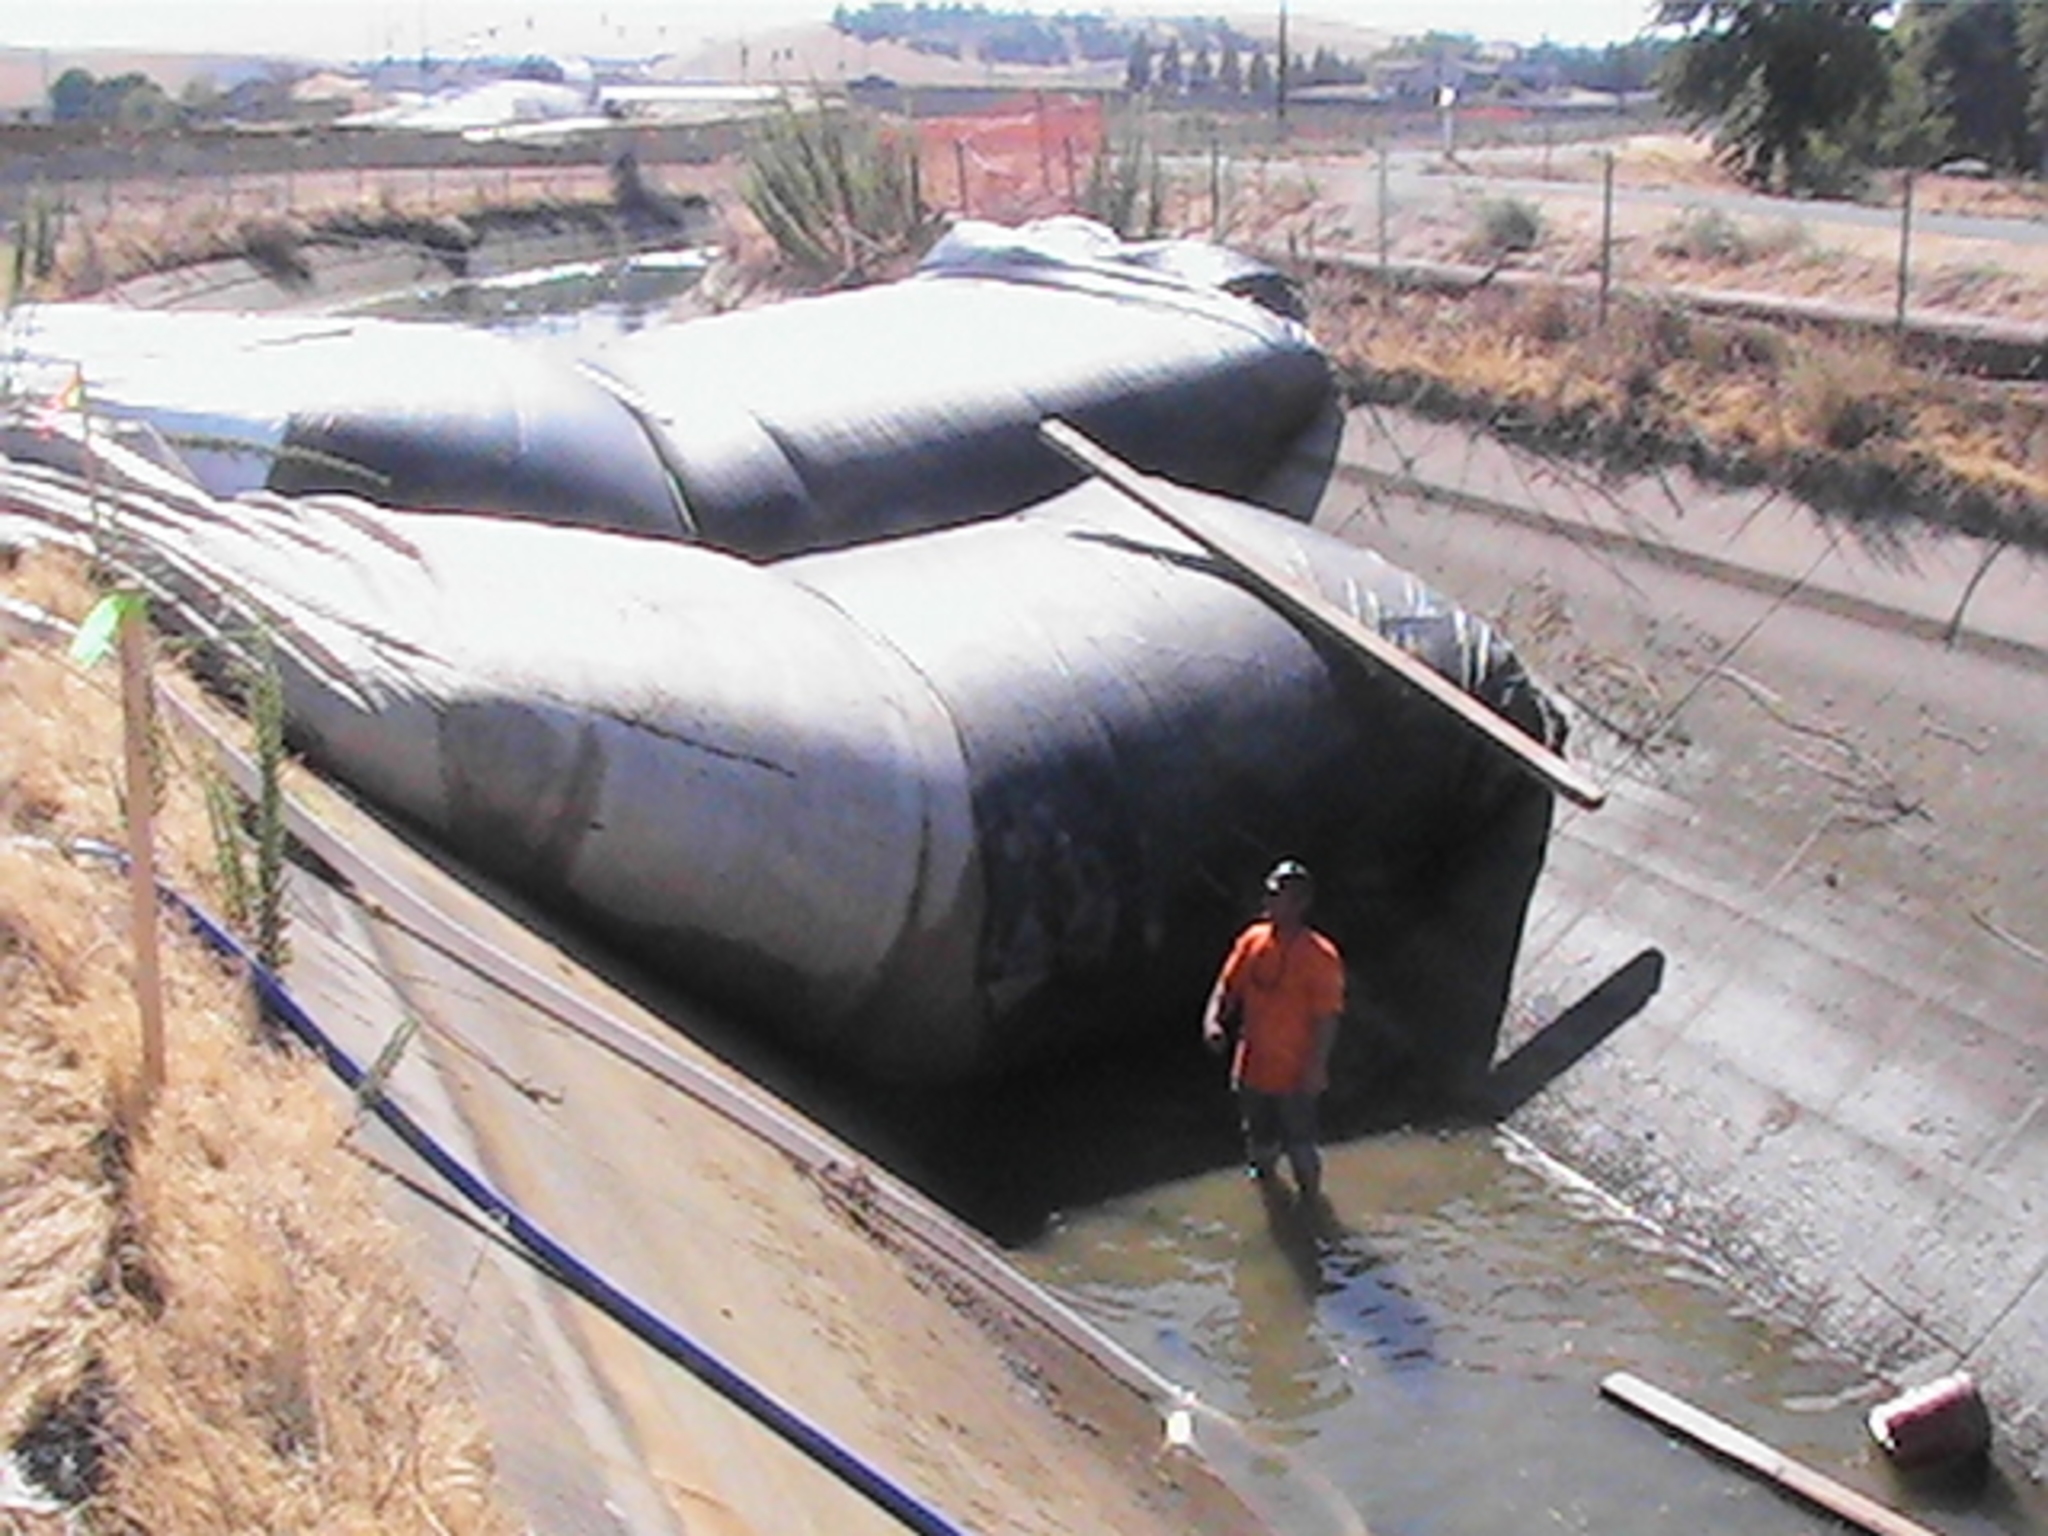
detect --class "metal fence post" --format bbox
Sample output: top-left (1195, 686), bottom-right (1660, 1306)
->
top-left (1598, 150), bottom-right (1616, 328)
top-left (1210, 135), bottom-right (1222, 237)
top-left (1037, 91), bottom-right (1052, 194)
top-left (1377, 138), bottom-right (1390, 276)
top-left (1895, 169), bottom-right (1915, 334)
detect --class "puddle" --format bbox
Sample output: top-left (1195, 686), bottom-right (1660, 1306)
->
top-left (1017, 1127), bottom-right (2048, 1536)
top-left (348, 246), bottom-right (711, 341)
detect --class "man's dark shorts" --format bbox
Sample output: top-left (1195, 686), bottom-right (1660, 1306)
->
top-left (1237, 1086), bottom-right (1319, 1164)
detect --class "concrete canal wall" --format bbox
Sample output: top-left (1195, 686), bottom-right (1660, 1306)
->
top-left (1314, 406), bottom-right (2048, 1482)
top-left (1506, 766), bottom-right (2048, 1473)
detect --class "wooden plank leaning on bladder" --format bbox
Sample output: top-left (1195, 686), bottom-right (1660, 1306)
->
top-left (1039, 418), bottom-right (1607, 812)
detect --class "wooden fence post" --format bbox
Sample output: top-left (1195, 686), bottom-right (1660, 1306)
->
top-left (119, 607), bottom-right (167, 1116)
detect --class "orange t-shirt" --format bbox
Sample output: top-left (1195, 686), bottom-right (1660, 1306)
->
top-left (1217, 920), bottom-right (1345, 1094)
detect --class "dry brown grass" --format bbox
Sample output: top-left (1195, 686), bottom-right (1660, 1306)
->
top-left (0, 547), bottom-right (515, 1533)
top-left (1313, 272), bottom-right (2048, 544)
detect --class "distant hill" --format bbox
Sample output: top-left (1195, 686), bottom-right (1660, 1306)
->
top-left (0, 12), bottom-right (1499, 119)
top-left (650, 11), bottom-right (1402, 90)
top-left (651, 24), bottom-right (1002, 88)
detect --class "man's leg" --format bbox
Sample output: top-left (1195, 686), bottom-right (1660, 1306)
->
top-left (1237, 1089), bottom-right (1283, 1181)
top-left (1278, 1092), bottom-right (1323, 1201)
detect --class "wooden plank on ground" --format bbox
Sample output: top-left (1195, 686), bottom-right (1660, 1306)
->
top-left (1040, 418), bottom-right (1606, 810)
top-left (1600, 1371), bottom-right (1944, 1536)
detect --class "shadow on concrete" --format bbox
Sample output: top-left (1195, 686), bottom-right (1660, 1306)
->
top-left (1481, 947), bottom-right (1666, 1120)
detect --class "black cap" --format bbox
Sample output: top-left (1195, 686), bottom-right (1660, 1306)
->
top-left (1263, 858), bottom-right (1313, 892)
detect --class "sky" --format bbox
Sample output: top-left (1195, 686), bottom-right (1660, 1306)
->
top-left (0, 1), bottom-right (1666, 65)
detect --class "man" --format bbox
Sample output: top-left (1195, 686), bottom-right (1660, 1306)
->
top-left (1201, 858), bottom-right (1345, 1203)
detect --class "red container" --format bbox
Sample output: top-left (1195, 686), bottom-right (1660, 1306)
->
top-left (1867, 1372), bottom-right (1991, 1470)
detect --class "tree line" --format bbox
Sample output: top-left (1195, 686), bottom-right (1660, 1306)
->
top-left (48, 68), bottom-right (181, 130)
top-left (1659, 0), bottom-right (2048, 192)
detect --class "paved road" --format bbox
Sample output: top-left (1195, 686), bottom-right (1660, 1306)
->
top-left (1331, 152), bottom-right (2048, 244)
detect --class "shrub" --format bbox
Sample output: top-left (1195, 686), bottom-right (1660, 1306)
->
top-left (1659, 208), bottom-right (1810, 266)
top-left (1467, 197), bottom-right (1542, 260)
top-left (1521, 290), bottom-right (1581, 345)
top-left (1082, 124), bottom-right (1167, 239)
top-left (236, 215), bottom-right (313, 287)
top-left (1658, 206), bottom-right (1750, 263)
top-left (741, 98), bottom-right (932, 284)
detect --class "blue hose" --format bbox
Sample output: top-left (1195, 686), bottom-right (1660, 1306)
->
top-left (93, 845), bottom-right (974, 1536)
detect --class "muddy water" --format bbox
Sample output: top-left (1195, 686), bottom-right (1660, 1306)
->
top-left (1017, 1128), bottom-right (2048, 1536)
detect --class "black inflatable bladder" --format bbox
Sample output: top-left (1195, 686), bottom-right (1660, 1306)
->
top-left (582, 218), bottom-right (1332, 555)
top-left (7, 220), bottom-right (1329, 558)
top-left (265, 333), bottom-right (695, 539)
top-left (3, 307), bottom-right (690, 538)
top-left (64, 451), bottom-right (1555, 1085)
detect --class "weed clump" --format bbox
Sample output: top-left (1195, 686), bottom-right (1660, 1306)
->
top-left (1657, 208), bottom-right (1809, 267)
top-left (1468, 197), bottom-right (1543, 260)
top-left (237, 214), bottom-right (314, 286)
top-left (1083, 122), bottom-right (1169, 239)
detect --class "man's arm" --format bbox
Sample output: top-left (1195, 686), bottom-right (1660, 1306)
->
top-left (1201, 974), bottom-right (1235, 1054)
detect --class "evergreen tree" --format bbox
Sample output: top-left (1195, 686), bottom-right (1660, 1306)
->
top-left (1246, 48), bottom-right (1273, 96)
top-left (2025, 2), bottom-right (2048, 170)
top-left (1657, 0), bottom-right (1893, 192)
top-left (1125, 33), bottom-right (1153, 92)
top-left (1157, 37), bottom-right (1185, 94)
top-left (1895, 0), bottom-right (2034, 171)
top-left (1879, 22), bottom-right (1947, 167)
top-left (49, 66), bottom-right (175, 127)
top-left (1219, 37), bottom-right (1244, 93)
